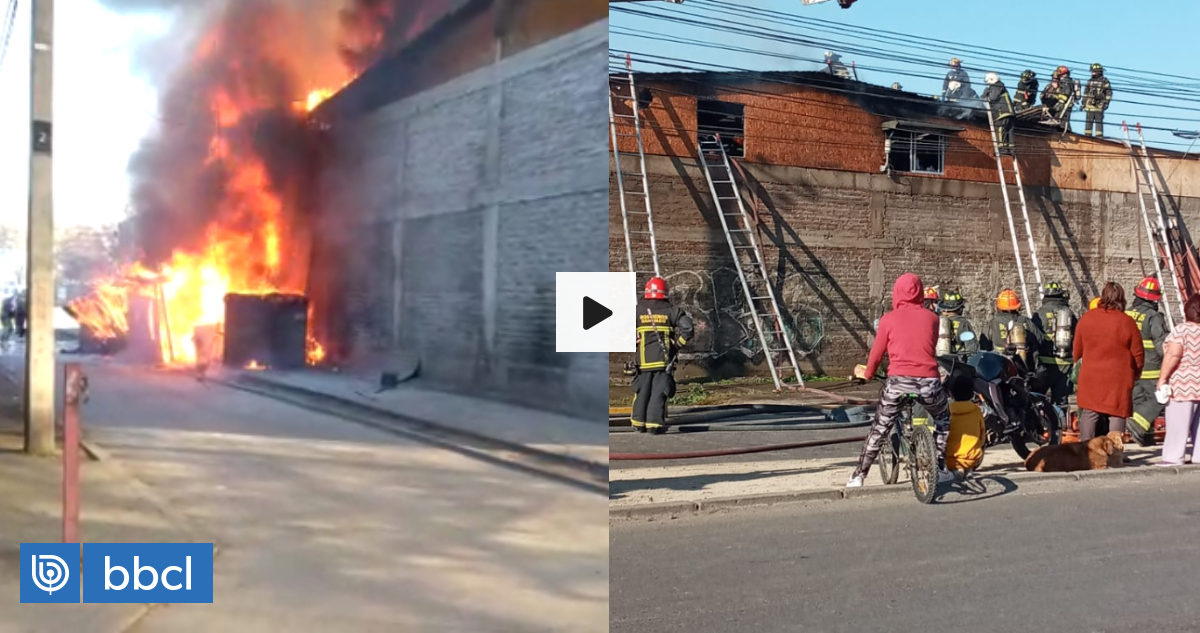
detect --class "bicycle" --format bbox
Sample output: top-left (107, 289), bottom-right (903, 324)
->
top-left (875, 393), bottom-right (940, 504)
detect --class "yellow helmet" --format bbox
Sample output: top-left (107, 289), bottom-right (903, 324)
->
top-left (1089, 296), bottom-right (1101, 310)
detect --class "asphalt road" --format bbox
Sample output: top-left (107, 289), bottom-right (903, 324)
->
top-left (611, 473), bottom-right (1200, 633)
top-left (9, 356), bottom-right (608, 632)
top-left (611, 426), bottom-right (866, 466)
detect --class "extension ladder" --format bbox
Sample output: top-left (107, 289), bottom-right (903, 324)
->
top-left (697, 133), bottom-right (804, 391)
top-left (1123, 121), bottom-right (1183, 327)
top-left (984, 102), bottom-right (1041, 318)
top-left (608, 54), bottom-right (660, 296)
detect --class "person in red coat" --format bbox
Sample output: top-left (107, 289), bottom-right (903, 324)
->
top-left (1073, 282), bottom-right (1145, 440)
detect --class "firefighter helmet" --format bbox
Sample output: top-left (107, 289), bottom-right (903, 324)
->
top-left (1021, 69), bottom-right (1036, 81)
top-left (1042, 280), bottom-right (1065, 298)
top-left (1091, 63), bottom-right (1104, 74)
top-left (1089, 296), bottom-right (1101, 310)
top-left (924, 287), bottom-right (940, 301)
top-left (939, 289), bottom-right (965, 312)
top-left (949, 57), bottom-right (961, 68)
top-left (644, 276), bottom-right (668, 300)
top-left (985, 72), bottom-right (999, 85)
top-left (1055, 65), bottom-right (1069, 77)
top-left (1135, 277), bottom-right (1163, 301)
top-left (996, 289), bottom-right (1021, 311)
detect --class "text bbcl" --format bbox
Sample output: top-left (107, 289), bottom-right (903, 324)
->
top-left (106, 555), bottom-right (195, 591)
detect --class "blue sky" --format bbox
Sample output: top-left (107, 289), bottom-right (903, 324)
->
top-left (0, 0), bottom-right (167, 230)
top-left (611, 0), bottom-right (1200, 151)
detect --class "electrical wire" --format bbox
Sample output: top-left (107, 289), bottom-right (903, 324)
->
top-left (0, 0), bottom-right (18, 71)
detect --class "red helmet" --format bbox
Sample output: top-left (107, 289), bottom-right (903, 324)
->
top-left (924, 287), bottom-right (939, 301)
top-left (1055, 65), bottom-right (1069, 77)
top-left (1135, 277), bottom-right (1163, 301)
top-left (644, 276), bottom-right (668, 300)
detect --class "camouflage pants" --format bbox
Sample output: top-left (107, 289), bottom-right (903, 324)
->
top-left (854, 376), bottom-right (949, 477)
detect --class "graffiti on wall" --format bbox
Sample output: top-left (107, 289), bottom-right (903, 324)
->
top-left (664, 268), bottom-right (824, 365)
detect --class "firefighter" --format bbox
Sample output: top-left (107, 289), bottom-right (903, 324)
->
top-left (1040, 66), bottom-right (1076, 124)
top-left (1125, 277), bottom-right (1170, 446)
top-left (1032, 280), bottom-right (1077, 404)
top-left (1014, 70), bottom-right (1039, 109)
top-left (981, 72), bottom-right (1015, 153)
top-left (923, 286), bottom-right (940, 312)
top-left (942, 57), bottom-right (971, 100)
top-left (936, 289), bottom-right (979, 355)
top-left (1082, 63), bottom-right (1113, 137)
top-left (981, 289), bottom-right (1044, 371)
top-left (824, 51), bottom-right (852, 79)
top-left (631, 276), bottom-right (693, 434)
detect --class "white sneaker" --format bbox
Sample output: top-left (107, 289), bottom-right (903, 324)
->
top-left (937, 469), bottom-right (955, 484)
top-left (845, 475), bottom-right (864, 488)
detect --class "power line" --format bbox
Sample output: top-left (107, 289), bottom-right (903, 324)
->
top-left (0, 0), bottom-right (18, 71)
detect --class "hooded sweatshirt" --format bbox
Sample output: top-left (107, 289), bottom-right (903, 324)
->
top-left (865, 273), bottom-right (940, 378)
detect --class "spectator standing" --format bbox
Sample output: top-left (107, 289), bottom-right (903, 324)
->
top-left (1155, 295), bottom-right (1200, 465)
top-left (1072, 282), bottom-right (1144, 441)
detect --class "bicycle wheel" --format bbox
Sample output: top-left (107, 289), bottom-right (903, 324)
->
top-left (909, 426), bottom-right (939, 504)
top-left (877, 428), bottom-right (900, 485)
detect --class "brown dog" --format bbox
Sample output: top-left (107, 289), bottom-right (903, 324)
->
top-left (1025, 432), bottom-right (1125, 472)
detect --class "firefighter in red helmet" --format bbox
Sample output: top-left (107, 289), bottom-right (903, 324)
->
top-left (1126, 277), bottom-right (1170, 445)
top-left (631, 276), bottom-right (693, 434)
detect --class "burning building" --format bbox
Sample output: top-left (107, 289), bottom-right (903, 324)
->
top-left (74, 0), bottom-right (609, 418)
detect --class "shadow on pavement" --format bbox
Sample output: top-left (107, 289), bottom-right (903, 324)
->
top-left (610, 464), bottom-right (853, 500)
top-left (934, 475), bottom-right (1019, 505)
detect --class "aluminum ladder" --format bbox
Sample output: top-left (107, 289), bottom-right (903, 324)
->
top-left (1123, 121), bottom-right (1182, 327)
top-left (984, 102), bottom-right (1041, 318)
top-left (697, 133), bottom-right (804, 391)
top-left (608, 54), bottom-right (660, 295)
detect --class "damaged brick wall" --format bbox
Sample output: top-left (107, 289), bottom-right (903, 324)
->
top-left (610, 155), bottom-right (1200, 379)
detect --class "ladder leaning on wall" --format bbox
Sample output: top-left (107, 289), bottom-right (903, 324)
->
top-left (608, 53), bottom-right (660, 296)
top-left (1122, 121), bottom-right (1183, 328)
top-left (984, 102), bottom-right (1042, 318)
top-left (697, 133), bottom-right (804, 391)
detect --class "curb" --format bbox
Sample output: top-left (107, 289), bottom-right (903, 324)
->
top-left (610, 463), bottom-right (1200, 520)
top-left (214, 373), bottom-right (608, 494)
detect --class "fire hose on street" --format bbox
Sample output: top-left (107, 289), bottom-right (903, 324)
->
top-left (610, 435), bottom-right (867, 460)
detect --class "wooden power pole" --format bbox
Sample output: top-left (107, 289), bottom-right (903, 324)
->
top-left (25, 0), bottom-right (54, 455)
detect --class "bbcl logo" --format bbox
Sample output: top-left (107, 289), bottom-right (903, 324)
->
top-left (21, 543), bottom-right (213, 604)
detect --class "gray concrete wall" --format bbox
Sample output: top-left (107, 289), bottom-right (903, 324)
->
top-left (313, 19), bottom-right (608, 419)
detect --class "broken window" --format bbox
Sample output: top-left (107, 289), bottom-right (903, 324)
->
top-left (887, 130), bottom-right (945, 175)
top-left (697, 100), bottom-right (745, 157)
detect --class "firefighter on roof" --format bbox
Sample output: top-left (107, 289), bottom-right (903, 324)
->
top-left (1014, 70), bottom-right (1039, 109)
top-left (981, 289), bottom-right (1044, 370)
top-left (824, 51), bottom-right (852, 79)
top-left (942, 57), bottom-right (971, 100)
top-left (1032, 280), bottom-right (1077, 404)
top-left (630, 277), bottom-right (693, 434)
top-left (1041, 65), bottom-right (1077, 124)
top-left (1126, 277), bottom-right (1170, 446)
top-left (1082, 63), bottom-right (1113, 137)
top-left (981, 72), bottom-right (1016, 154)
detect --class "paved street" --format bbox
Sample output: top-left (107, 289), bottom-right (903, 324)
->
top-left (612, 472), bottom-right (1200, 633)
top-left (6, 355), bottom-right (606, 632)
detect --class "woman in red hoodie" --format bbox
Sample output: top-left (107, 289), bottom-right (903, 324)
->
top-left (848, 273), bottom-right (952, 488)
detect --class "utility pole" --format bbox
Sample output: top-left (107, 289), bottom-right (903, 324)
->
top-left (25, 0), bottom-right (54, 455)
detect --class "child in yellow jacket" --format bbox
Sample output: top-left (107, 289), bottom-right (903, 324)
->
top-left (946, 374), bottom-right (985, 473)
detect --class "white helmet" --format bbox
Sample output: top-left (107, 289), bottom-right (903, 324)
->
top-left (947, 80), bottom-right (961, 92)
top-left (985, 72), bottom-right (999, 85)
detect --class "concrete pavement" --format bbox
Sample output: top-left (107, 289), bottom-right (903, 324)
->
top-left (612, 470), bottom-right (1200, 632)
top-left (3, 356), bottom-right (607, 632)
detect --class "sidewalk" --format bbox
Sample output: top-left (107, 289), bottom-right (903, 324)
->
top-left (611, 438), bottom-right (1171, 516)
top-left (0, 426), bottom-right (211, 632)
top-left (218, 368), bottom-right (608, 471)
